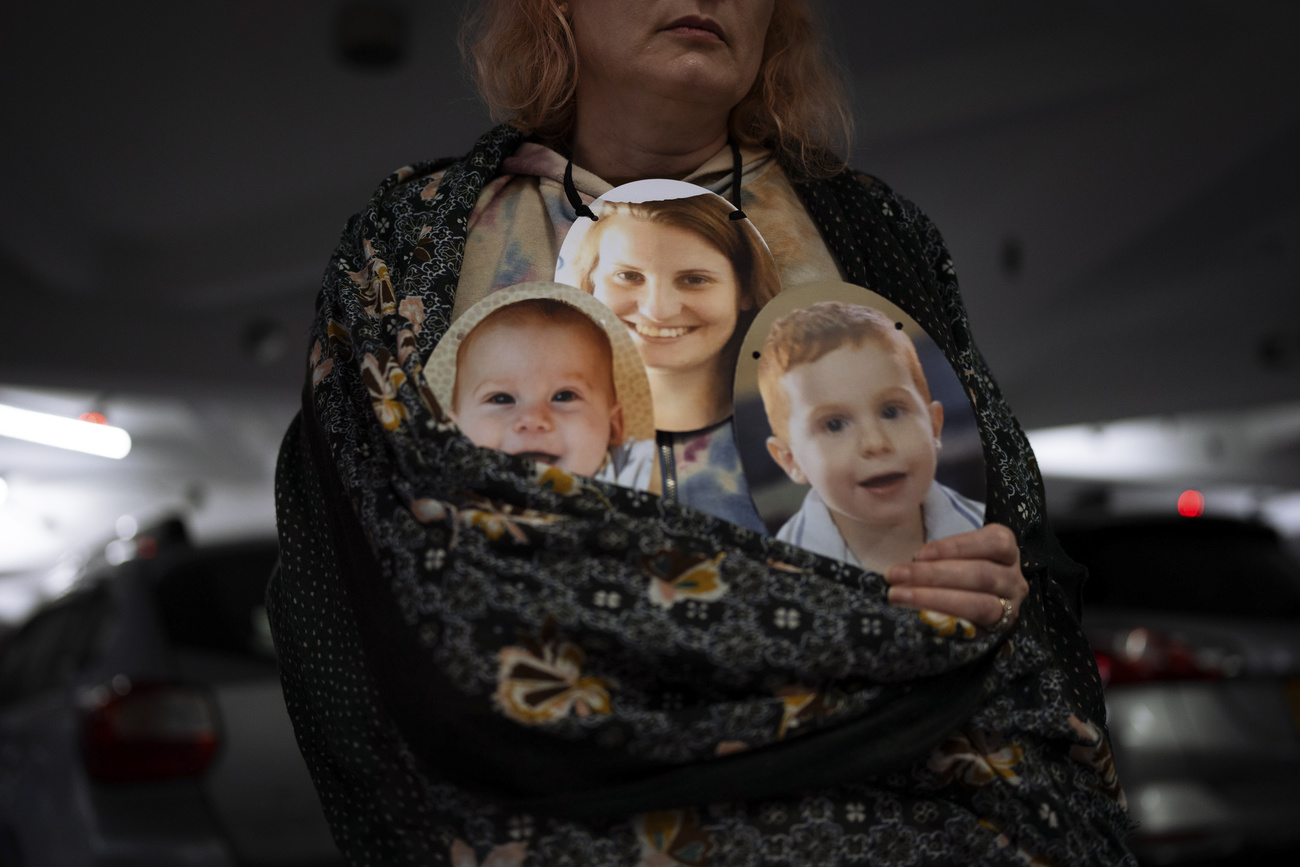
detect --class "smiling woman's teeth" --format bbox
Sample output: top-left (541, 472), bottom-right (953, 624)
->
top-left (633, 323), bottom-right (691, 338)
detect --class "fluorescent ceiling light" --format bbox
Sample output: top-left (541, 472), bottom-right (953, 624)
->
top-left (1026, 421), bottom-right (1189, 480)
top-left (1262, 492), bottom-right (1300, 535)
top-left (1026, 402), bottom-right (1300, 484)
top-left (0, 403), bottom-right (132, 459)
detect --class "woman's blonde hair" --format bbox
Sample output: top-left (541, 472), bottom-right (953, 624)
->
top-left (461, 0), bottom-right (853, 179)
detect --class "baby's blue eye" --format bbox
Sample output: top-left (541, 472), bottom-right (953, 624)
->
top-left (552, 389), bottom-right (578, 403)
top-left (487, 393), bottom-right (515, 405)
top-left (824, 417), bottom-right (847, 433)
top-left (881, 405), bottom-right (902, 420)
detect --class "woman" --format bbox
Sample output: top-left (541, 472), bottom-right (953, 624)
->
top-left (573, 193), bottom-right (780, 432)
top-left (268, 1), bottom-right (1132, 864)
top-left (567, 190), bottom-right (781, 528)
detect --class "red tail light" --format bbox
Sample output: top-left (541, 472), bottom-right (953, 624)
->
top-left (81, 679), bottom-right (220, 782)
top-left (1090, 627), bottom-right (1243, 687)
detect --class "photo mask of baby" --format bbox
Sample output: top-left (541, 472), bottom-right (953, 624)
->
top-left (423, 282), bottom-right (656, 491)
top-left (733, 281), bottom-right (987, 574)
top-left (555, 179), bottom-right (780, 434)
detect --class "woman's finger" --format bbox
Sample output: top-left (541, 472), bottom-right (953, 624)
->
top-left (888, 556), bottom-right (1027, 598)
top-left (886, 586), bottom-right (1010, 629)
top-left (885, 522), bottom-right (1029, 630)
top-left (915, 522), bottom-right (1019, 566)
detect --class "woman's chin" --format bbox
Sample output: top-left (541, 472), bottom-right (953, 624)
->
top-left (632, 334), bottom-right (728, 372)
top-left (638, 346), bottom-right (712, 375)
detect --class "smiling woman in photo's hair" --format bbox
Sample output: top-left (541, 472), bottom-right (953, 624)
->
top-left (267, 0), bottom-right (1133, 863)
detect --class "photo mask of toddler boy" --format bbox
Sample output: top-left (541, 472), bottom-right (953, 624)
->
top-left (733, 281), bottom-right (987, 575)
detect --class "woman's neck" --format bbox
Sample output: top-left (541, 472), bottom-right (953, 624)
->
top-left (570, 89), bottom-right (729, 185)
top-left (834, 507), bottom-right (927, 577)
top-left (645, 363), bottom-right (731, 432)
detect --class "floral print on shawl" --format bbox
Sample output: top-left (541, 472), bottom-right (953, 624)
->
top-left (929, 730), bottom-right (1026, 787)
top-left (775, 686), bottom-right (846, 739)
top-left (642, 549), bottom-right (728, 609)
top-left (635, 810), bottom-right (712, 866)
top-left (920, 609), bottom-right (978, 639)
top-left (360, 348), bottom-right (408, 431)
top-left (1068, 714), bottom-right (1127, 808)
top-left (309, 340), bottom-right (333, 389)
top-left (496, 619), bottom-right (615, 724)
top-left (349, 238), bottom-right (396, 318)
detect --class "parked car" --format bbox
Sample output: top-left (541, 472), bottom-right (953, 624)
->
top-left (1058, 516), bottom-right (1300, 865)
top-left (0, 522), bottom-right (341, 866)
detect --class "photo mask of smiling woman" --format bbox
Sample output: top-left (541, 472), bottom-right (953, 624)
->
top-left (556, 179), bottom-right (780, 433)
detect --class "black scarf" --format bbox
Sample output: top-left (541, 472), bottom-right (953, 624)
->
top-left (269, 124), bottom-right (1131, 865)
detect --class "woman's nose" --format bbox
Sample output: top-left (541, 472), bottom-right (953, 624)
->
top-left (638, 281), bottom-right (681, 321)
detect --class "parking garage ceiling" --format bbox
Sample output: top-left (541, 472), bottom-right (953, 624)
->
top-left (3, 0), bottom-right (1299, 428)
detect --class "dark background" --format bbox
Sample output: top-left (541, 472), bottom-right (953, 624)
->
top-left (2, 0), bottom-right (1299, 603)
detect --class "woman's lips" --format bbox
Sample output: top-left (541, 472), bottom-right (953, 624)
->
top-left (859, 471), bottom-right (907, 492)
top-left (627, 321), bottom-right (696, 340)
top-left (664, 16), bottom-right (723, 41)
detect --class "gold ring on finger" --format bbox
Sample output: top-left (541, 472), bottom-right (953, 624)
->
top-left (993, 596), bottom-right (1014, 632)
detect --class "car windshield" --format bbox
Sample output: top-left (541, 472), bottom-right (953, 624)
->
top-left (1060, 518), bottom-right (1300, 618)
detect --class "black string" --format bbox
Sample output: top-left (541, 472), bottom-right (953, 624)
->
top-left (563, 153), bottom-right (598, 221)
top-left (562, 139), bottom-right (747, 221)
top-left (727, 137), bottom-right (747, 221)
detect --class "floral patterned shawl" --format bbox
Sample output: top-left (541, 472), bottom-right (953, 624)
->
top-left (268, 124), bottom-right (1133, 865)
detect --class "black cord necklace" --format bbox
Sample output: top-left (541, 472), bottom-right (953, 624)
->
top-left (562, 138), bottom-right (748, 221)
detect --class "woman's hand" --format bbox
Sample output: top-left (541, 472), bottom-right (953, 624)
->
top-left (886, 523), bottom-right (1028, 632)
